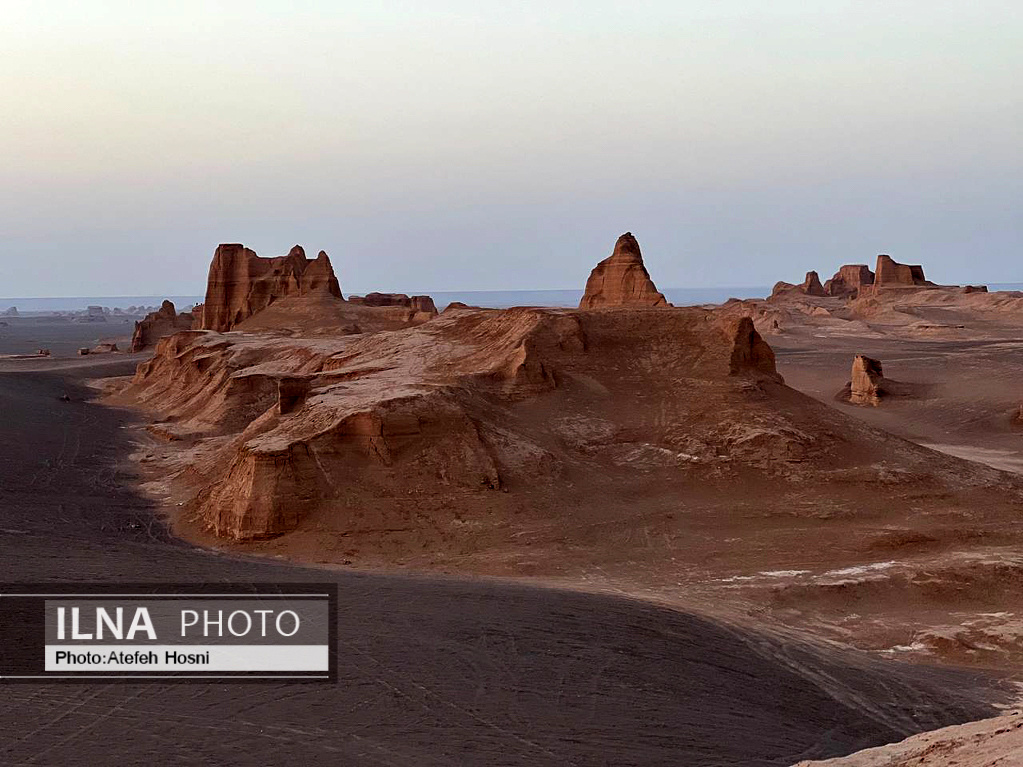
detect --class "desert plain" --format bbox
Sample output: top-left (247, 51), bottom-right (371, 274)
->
top-left (2, 237), bottom-right (1023, 765)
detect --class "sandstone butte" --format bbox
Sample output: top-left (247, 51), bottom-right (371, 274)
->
top-left (201, 244), bottom-right (343, 331)
top-left (823, 264), bottom-right (874, 298)
top-left (873, 254), bottom-right (932, 288)
top-left (579, 232), bottom-right (669, 308)
top-left (130, 300), bottom-right (196, 352)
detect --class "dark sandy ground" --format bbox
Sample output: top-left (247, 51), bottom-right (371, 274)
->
top-left (0, 316), bottom-right (135, 358)
top-left (0, 347), bottom-right (1009, 763)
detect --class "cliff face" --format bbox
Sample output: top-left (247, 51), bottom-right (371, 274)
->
top-left (873, 254), bottom-right (932, 288)
top-left (348, 293), bottom-right (439, 320)
top-left (200, 244), bottom-right (343, 331)
top-left (129, 300), bottom-right (195, 352)
top-left (579, 233), bottom-right (669, 309)
top-left (823, 265), bottom-right (874, 297)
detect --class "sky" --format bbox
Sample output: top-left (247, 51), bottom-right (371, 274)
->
top-left (1, 0), bottom-right (1020, 297)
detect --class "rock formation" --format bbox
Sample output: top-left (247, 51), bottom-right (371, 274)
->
top-left (771, 271), bottom-right (826, 298)
top-left (130, 300), bottom-right (196, 352)
top-left (579, 233), bottom-right (668, 309)
top-left (823, 265), bottom-right (874, 298)
top-left (837, 354), bottom-right (922, 405)
top-left (872, 254), bottom-right (932, 288)
top-left (848, 355), bottom-right (885, 406)
top-left (349, 293), bottom-right (439, 316)
top-left (76, 306), bottom-right (107, 323)
top-left (2, 306), bottom-right (17, 317)
top-left (123, 305), bottom-right (784, 539)
top-left (200, 244), bottom-right (343, 331)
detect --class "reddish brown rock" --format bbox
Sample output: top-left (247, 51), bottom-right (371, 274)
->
top-left (579, 233), bottom-right (668, 309)
top-left (728, 317), bottom-right (782, 380)
top-left (772, 271), bottom-right (826, 298)
top-left (200, 244), bottom-right (343, 331)
top-left (353, 293), bottom-right (437, 315)
top-left (823, 265), bottom-right (874, 298)
top-left (130, 300), bottom-right (195, 353)
top-left (849, 354), bottom-right (885, 405)
top-left (837, 354), bottom-right (926, 405)
top-left (873, 254), bottom-right (932, 288)
top-left (411, 295), bottom-right (438, 314)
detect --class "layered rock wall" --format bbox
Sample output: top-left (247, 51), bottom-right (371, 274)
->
top-left (823, 265), bottom-right (874, 297)
top-left (873, 254), bottom-right (932, 288)
top-left (201, 244), bottom-right (343, 331)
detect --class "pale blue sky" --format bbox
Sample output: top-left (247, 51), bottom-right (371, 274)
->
top-left (1, 1), bottom-right (1020, 296)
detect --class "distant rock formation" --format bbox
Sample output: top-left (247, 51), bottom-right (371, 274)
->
top-left (873, 254), bottom-right (933, 288)
top-left (349, 293), bottom-right (438, 315)
top-left (579, 233), bottom-right (668, 309)
top-left (443, 301), bottom-right (483, 312)
top-left (771, 271), bottom-right (826, 299)
top-left (75, 306), bottom-right (107, 323)
top-left (823, 265), bottom-right (874, 298)
top-left (2, 306), bottom-right (17, 317)
top-left (130, 300), bottom-right (196, 352)
top-left (200, 244), bottom-right (343, 331)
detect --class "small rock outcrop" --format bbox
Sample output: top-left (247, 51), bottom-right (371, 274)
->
top-left (873, 254), bottom-right (932, 288)
top-left (579, 233), bottom-right (668, 309)
top-left (771, 271), bottom-right (826, 298)
top-left (823, 265), bottom-right (874, 297)
top-left (2, 306), bottom-right (17, 317)
top-left (837, 354), bottom-right (921, 405)
top-left (201, 244), bottom-right (343, 331)
top-left (130, 300), bottom-right (196, 352)
top-left (849, 355), bottom-right (885, 405)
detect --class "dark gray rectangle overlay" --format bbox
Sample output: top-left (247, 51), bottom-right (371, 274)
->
top-left (1, 584), bottom-right (337, 682)
top-left (44, 599), bottom-right (329, 645)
